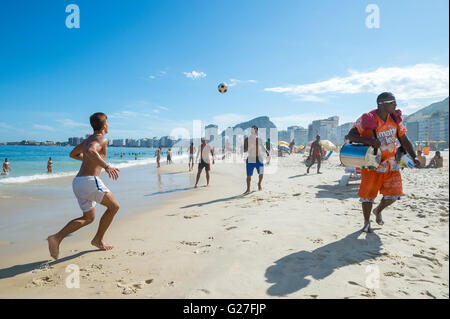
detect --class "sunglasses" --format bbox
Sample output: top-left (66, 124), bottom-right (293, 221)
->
top-left (378, 99), bottom-right (396, 104)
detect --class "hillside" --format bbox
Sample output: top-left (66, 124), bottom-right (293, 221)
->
top-left (221, 116), bottom-right (277, 136)
top-left (405, 97), bottom-right (449, 122)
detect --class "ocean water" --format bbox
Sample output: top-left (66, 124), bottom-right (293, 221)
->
top-left (0, 145), bottom-right (183, 184)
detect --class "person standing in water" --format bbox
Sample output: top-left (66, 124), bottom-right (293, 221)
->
top-left (47, 157), bottom-right (53, 173)
top-left (167, 148), bottom-right (173, 164)
top-left (2, 158), bottom-right (10, 175)
top-left (47, 113), bottom-right (120, 260)
top-left (156, 146), bottom-right (162, 168)
top-left (188, 142), bottom-right (196, 171)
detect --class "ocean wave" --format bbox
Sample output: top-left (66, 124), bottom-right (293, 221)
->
top-left (0, 154), bottom-right (188, 185)
top-left (0, 171), bottom-right (78, 184)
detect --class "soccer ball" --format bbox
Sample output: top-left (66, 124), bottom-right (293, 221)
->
top-left (218, 82), bottom-right (228, 94)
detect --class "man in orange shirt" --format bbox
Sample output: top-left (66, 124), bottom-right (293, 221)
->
top-left (348, 92), bottom-right (420, 233)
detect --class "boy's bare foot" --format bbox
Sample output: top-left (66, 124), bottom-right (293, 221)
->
top-left (258, 184), bottom-right (262, 191)
top-left (47, 235), bottom-right (60, 260)
top-left (244, 189), bottom-right (251, 194)
top-left (91, 239), bottom-right (114, 250)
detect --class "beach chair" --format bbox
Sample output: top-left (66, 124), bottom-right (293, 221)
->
top-left (324, 151), bottom-right (333, 160)
top-left (339, 166), bottom-right (361, 186)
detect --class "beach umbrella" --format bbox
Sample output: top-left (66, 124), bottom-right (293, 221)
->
top-left (278, 141), bottom-right (290, 147)
top-left (320, 140), bottom-right (336, 150)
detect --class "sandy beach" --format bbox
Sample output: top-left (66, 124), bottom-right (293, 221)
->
top-left (0, 152), bottom-right (448, 299)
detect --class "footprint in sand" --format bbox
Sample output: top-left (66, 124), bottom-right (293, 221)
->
top-left (118, 279), bottom-right (153, 295)
top-left (384, 271), bottom-right (405, 278)
top-left (226, 226), bottom-right (237, 231)
top-left (184, 215), bottom-right (200, 219)
top-left (26, 275), bottom-right (57, 288)
top-left (180, 241), bottom-right (200, 246)
top-left (126, 250), bottom-right (147, 256)
top-left (198, 288), bottom-right (210, 294)
top-left (263, 230), bottom-right (273, 235)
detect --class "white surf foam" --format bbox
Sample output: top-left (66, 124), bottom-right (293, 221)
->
top-left (0, 154), bottom-right (188, 185)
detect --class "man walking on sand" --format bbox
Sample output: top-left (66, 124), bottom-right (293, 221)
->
top-left (194, 138), bottom-right (215, 188)
top-left (47, 113), bottom-right (120, 260)
top-left (244, 125), bottom-right (269, 194)
top-left (307, 135), bottom-right (323, 174)
top-left (348, 92), bottom-right (419, 233)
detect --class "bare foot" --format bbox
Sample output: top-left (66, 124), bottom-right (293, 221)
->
top-left (47, 235), bottom-right (60, 260)
top-left (362, 221), bottom-right (373, 233)
top-left (258, 184), bottom-right (262, 191)
top-left (194, 185), bottom-right (198, 188)
top-left (91, 239), bottom-right (114, 250)
top-left (317, 171), bottom-right (322, 174)
top-left (244, 189), bottom-right (251, 194)
top-left (372, 206), bottom-right (384, 225)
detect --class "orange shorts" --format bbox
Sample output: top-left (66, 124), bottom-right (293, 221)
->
top-left (358, 169), bottom-right (403, 200)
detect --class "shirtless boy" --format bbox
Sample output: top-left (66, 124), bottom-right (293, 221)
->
top-left (47, 113), bottom-right (120, 260)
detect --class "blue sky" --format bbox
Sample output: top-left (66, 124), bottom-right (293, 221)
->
top-left (0, 0), bottom-right (448, 142)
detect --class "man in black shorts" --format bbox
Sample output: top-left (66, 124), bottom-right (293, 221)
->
top-left (194, 138), bottom-right (215, 188)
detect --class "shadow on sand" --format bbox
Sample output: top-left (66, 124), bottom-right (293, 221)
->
top-left (180, 192), bottom-right (253, 209)
top-left (265, 231), bottom-right (382, 296)
top-left (314, 183), bottom-right (360, 200)
top-left (0, 249), bottom-right (99, 280)
top-left (144, 187), bottom-right (195, 197)
top-left (288, 173), bottom-right (308, 179)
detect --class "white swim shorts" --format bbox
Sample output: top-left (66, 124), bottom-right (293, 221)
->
top-left (72, 176), bottom-right (110, 212)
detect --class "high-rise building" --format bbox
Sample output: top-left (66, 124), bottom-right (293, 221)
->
top-left (308, 116), bottom-right (339, 143)
top-left (112, 139), bottom-right (125, 147)
top-left (205, 124), bottom-right (219, 143)
top-left (337, 122), bottom-right (355, 144)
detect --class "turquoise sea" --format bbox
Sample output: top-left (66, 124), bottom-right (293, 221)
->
top-left (0, 145), bottom-right (182, 184)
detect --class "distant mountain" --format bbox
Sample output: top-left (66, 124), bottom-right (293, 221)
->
top-left (404, 97), bottom-right (449, 123)
top-left (221, 116), bottom-right (277, 136)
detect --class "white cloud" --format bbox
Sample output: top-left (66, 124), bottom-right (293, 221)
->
top-left (0, 122), bottom-right (12, 129)
top-left (157, 106), bottom-right (169, 111)
top-left (183, 70), bottom-right (207, 79)
top-left (149, 75), bottom-right (156, 79)
top-left (265, 63), bottom-right (449, 106)
top-left (56, 119), bottom-right (88, 127)
top-left (227, 79), bottom-right (258, 87)
top-left (33, 124), bottom-right (55, 131)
